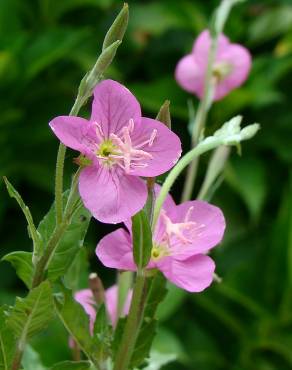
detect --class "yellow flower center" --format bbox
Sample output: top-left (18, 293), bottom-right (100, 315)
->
top-left (98, 139), bottom-right (117, 157)
top-left (151, 244), bottom-right (169, 262)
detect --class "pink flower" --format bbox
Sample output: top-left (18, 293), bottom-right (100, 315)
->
top-left (49, 79), bottom-right (181, 224)
top-left (74, 284), bottom-right (132, 330)
top-left (175, 30), bottom-right (251, 101)
top-left (96, 189), bottom-right (226, 292)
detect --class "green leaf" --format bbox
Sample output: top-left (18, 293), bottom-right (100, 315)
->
top-left (3, 177), bottom-right (42, 264)
top-left (130, 319), bottom-right (157, 369)
top-left (1, 252), bottom-right (34, 289)
top-left (50, 361), bottom-right (92, 370)
top-left (157, 283), bottom-right (185, 321)
top-left (54, 285), bottom-right (99, 367)
top-left (6, 281), bottom-right (54, 340)
top-left (144, 272), bottom-right (167, 319)
top-left (37, 191), bottom-right (91, 282)
top-left (139, 351), bottom-right (176, 370)
top-left (0, 306), bottom-right (16, 370)
top-left (22, 345), bottom-right (47, 370)
top-left (155, 100), bottom-right (171, 129)
top-left (132, 210), bottom-right (152, 269)
top-left (102, 3), bottom-right (129, 50)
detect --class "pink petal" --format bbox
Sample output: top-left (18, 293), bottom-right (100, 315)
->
top-left (91, 79), bottom-right (142, 137)
top-left (74, 289), bottom-right (96, 332)
top-left (96, 228), bottom-right (136, 271)
top-left (192, 30), bottom-right (230, 67)
top-left (105, 285), bottom-right (132, 326)
top-left (79, 166), bottom-right (147, 224)
top-left (128, 117), bottom-right (182, 177)
top-left (214, 44), bottom-right (252, 100)
top-left (158, 254), bottom-right (215, 292)
top-left (49, 115), bottom-right (97, 158)
top-left (166, 200), bottom-right (225, 259)
top-left (175, 54), bottom-right (204, 98)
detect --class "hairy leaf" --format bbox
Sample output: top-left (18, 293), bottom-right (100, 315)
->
top-left (37, 191), bottom-right (91, 282)
top-left (0, 306), bottom-right (16, 370)
top-left (6, 281), bottom-right (54, 340)
top-left (1, 251), bottom-right (34, 289)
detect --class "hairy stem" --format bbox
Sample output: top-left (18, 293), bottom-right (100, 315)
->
top-left (55, 99), bottom-right (82, 225)
top-left (113, 271), bottom-right (147, 370)
top-left (153, 136), bottom-right (225, 228)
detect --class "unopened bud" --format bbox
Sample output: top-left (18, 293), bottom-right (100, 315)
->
top-left (102, 3), bottom-right (129, 51)
top-left (89, 272), bottom-right (105, 305)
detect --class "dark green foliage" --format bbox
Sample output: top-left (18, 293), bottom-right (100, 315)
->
top-left (1, 0), bottom-right (292, 369)
top-left (132, 210), bottom-right (153, 269)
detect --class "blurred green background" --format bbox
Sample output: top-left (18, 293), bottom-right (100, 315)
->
top-left (1, 0), bottom-right (292, 369)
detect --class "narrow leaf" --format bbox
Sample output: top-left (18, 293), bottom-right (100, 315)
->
top-left (102, 3), bottom-right (129, 50)
top-left (132, 210), bottom-right (152, 269)
top-left (155, 100), bottom-right (171, 129)
top-left (6, 281), bottom-right (54, 341)
top-left (1, 252), bottom-right (34, 289)
top-left (0, 306), bottom-right (16, 370)
top-left (130, 319), bottom-right (157, 369)
top-left (144, 272), bottom-right (167, 319)
top-left (3, 177), bottom-right (42, 263)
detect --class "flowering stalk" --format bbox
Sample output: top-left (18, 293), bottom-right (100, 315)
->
top-left (181, 0), bottom-right (242, 202)
top-left (153, 118), bottom-right (260, 228)
top-left (113, 270), bottom-right (147, 370)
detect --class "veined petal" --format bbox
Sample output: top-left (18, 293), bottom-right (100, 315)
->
top-left (91, 79), bottom-right (142, 138)
top-left (96, 228), bottom-right (136, 271)
top-left (158, 254), bottom-right (215, 292)
top-left (128, 117), bottom-right (182, 177)
top-left (49, 115), bottom-right (96, 156)
top-left (79, 166), bottom-right (147, 224)
top-left (166, 200), bottom-right (225, 259)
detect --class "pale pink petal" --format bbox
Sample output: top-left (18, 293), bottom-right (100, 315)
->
top-left (128, 117), bottom-right (182, 177)
top-left (96, 228), bottom-right (136, 271)
top-left (105, 285), bottom-right (132, 326)
top-left (175, 54), bottom-right (204, 98)
top-left (193, 30), bottom-right (230, 66)
top-left (49, 116), bottom-right (96, 157)
top-left (157, 254), bottom-right (215, 292)
top-left (166, 200), bottom-right (225, 259)
top-left (79, 166), bottom-right (147, 224)
top-left (123, 184), bottom-right (176, 234)
top-left (214, 44), bottom-right (252, 100)
top-left (91, 79), bottom-right (142, 137)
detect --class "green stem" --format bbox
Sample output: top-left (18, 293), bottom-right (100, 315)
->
top-left (32, 170), bottom-right (81, 288)
top-left (153, 136), bottom-right (225, 228)
top-left (181, 36), bottom-right (218, 202)
top-left (55, 98), bottom-right (82, 225)
top-left (113, 271), bottom-right (147, 370)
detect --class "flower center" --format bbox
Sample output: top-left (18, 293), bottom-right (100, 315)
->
top-left (93, 119), bottom-right (157, 173)
top-left (212, 62), bottom-right (233, 82)
top-left (98, 140), bottom-right (118, 158)
top-left (151, 244), bottom-right (169, 262)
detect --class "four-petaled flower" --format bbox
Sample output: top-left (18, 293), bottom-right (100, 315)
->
top-left (175, 30), bottom-right (251, 101)
top-left (49, 79), bottom-right (181, 223)
top-left (74, 284), bottom-right (132, 330)
top-left (96, 187), bottom-right (226, 292)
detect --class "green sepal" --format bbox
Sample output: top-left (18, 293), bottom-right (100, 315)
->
top-left (132, 210), bottom-right (153, 270)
